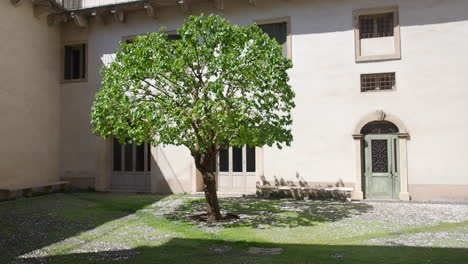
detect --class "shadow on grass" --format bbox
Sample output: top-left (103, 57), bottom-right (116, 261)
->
top-left (168, 198), bottom-right (373, 228)
top-left (0, 192), bottom-right (165, 263)
top-left (10, 237), bottom-right (468, 264)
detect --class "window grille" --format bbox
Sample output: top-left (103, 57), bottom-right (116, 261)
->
top-left (359, 13), bottom-right (394, 39)
top-left (361, 73), bottom-right (395, 92)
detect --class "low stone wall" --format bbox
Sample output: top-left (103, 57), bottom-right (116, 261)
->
top-left (63, 177), bottom-right (95, 191)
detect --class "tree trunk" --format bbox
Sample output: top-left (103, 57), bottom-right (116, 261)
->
top-left (194, 152), bottom-right (222, 222)
top-left (202, 171), bottom-right (222, 221)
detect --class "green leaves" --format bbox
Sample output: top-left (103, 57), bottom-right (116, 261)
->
top-left (91, 14), bottom-right (295, 154)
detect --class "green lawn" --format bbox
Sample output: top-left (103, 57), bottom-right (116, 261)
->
top-left (0, 192), bottom-right (467, 264)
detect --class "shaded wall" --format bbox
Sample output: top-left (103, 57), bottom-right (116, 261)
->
top-left (0, 1), bottom-right (61, 187)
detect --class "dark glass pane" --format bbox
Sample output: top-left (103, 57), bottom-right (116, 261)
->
top-left (232, 146), bottom-right (243, 172)
top-left (259, 23), bottom-right (287, 45)
top-left (246, 146), bottom-right (256, 172)
top-left (371, 140), bottom-right (388, 173)
top-left (113, 140), bottom-right (122, 171)
top-left (359, 16), bottom-right (374, 39)
top-left (168, 34), bottom-right (181, 41)
top-left (259, 22), bottom-right (287, 56)
top-left (394, 139), bottom-right (398, 173)
top-left (361, 121), bottom-right (399, 135)
top-left (125, 144), bottom-right (133, 172)
top-left (147, 143), bottom-right (151, 172)
top-left (376, 13), bottom-right (394, 37)
top-left (64, 46), bottom-right (72, 80)
top-left (219, 149), bottom-right (229, 172)
top-left (136, 144), bottom-right (145, 172)
top-left (360, 13), bottom-right (393, 39)
top-left (71, 49), bottom-right (81, 79)
top-left (81, 44), bottom-right (86, 79)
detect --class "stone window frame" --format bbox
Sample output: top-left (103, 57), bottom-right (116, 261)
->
top-left (353, 6), bottom-right (401, 62)
top-left (254, 16), bottom-right (292, 59)
top-left (61, 40), bottom-right (88, 83)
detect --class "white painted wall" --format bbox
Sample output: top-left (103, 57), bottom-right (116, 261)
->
top-left (361, 37), bottom-right (394, 56)
top-left (59, 0), bottom-right (468, 197)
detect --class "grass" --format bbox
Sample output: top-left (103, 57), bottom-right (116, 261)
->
top-left (0, 192), bottom-right (467, 264)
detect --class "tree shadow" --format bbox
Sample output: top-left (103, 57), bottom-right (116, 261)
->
top-left (167, 197), bottom-right (373, 228)
top-left (10, 237), bottom-right (468, 264)
top-left (0, 192), bottom-right (165, 263)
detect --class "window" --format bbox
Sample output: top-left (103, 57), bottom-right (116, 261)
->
top-left (353, 7), bottom-right (400, 62)
top-left (167, 34), bottom-right (181, 41)
top-left (64, 43), bottom-right (86, 80)
top-left (219, 149), bottom-right (229, 172)
top-left (246, 146), bottom-right (256, 172)
top-left (359, 13), bottom-right (394, 39)
top-left (232, 146), bottom-right (243, 172)
top-left (113, 139), bottom-right (151, 172)
top-left (361, 73), bottom-right (395, 92)
top-left (218, 146), bottom-right (256, 173)
top-left (257, 17), bottom-right (291, 58)
top-left (124, 33), bottom-right (180, 44)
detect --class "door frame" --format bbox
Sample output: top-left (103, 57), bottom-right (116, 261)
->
top-left (351, 111), bottom-right (410, 201)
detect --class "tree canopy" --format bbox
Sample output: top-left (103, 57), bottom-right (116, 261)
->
top-left (91, 14), bottom-right (295, 221)
top-left (92, 14), bottom-right (294, 154)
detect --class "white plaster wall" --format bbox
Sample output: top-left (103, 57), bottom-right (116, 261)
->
top-left (59, 0), bottom-right (468, 194)
top-left (0, 1), bottom-right (61, 187)
top-left (361, 37), bottom-right (394, 56)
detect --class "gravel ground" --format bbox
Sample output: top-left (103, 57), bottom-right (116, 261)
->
top-left (358, 202), bottom-right (468, 225)
top-left (72, 241), bottom-right (137, 261)
top-left (334, 202), bottom-right (468, 247)
top-left (2, 194), bottom-right (467, 264)
top-left (368, 230), bottom-right (468, 248)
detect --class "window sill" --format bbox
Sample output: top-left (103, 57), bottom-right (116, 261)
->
top-left (356, 53), bottom-right (401, 63)
top-left (62, 78), bottom-right (88, 84)
top-left (360, 89), bottom-right (397, 94)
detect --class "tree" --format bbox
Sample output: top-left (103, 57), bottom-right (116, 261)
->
top-left (91, 14), bottom-right (295, 222)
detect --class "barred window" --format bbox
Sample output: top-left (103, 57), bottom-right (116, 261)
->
top-left (359, 13), bottom-right (394, 39)
top-left (361, 73), bottom-right (395, 92)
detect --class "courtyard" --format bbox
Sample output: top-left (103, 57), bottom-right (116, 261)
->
top-left (1, 192), bottom-right (467, 264)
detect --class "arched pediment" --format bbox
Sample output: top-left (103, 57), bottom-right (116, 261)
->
top-left (353, 110), bottom-right (409, 135)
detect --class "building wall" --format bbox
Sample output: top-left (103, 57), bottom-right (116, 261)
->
top-left (59, 0), bottom-right (468, 200)
top-left (0, 1), bottom-right (61, 187)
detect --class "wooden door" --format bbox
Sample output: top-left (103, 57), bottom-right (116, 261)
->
top-left (364, 135), bottom-right (399, 199)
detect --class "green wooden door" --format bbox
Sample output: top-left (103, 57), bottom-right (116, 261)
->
top-left (364, 135), bottom-right (400, 199)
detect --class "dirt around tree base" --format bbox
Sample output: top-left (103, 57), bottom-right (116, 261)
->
top-left (189, 213), bottom-right (239, 223)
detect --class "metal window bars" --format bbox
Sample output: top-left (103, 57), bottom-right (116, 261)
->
top-left (359, 13), bottom-right (394, 39)
top-left (361, 73), bottom-right (396, 92)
